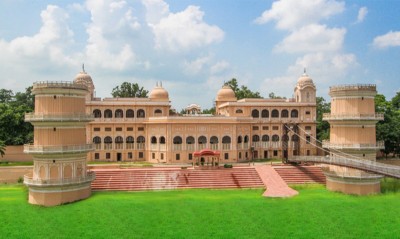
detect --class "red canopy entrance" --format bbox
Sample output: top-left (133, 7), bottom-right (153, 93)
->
top-left (193, 149), bottom-right (220, 167)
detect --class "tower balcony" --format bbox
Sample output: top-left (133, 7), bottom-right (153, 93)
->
top-left (322, 113), bottom-right (384, 121)
top-left (24, 171), bottom-right (95, 187)
top-left (24, 144), bottom-right (94, 154)
top-left (322, 140), bottom-right (385, 150)
top-left (25, 113), bottom-right (94, 122)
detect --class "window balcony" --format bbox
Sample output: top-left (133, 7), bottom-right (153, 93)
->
top-left (24, 144), bottom-right (94, 154)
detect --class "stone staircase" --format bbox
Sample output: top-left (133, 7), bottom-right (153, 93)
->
top-left (273, 165), bottom-right (326, 184)
top-left (91, 167), bottom-right (265, 191)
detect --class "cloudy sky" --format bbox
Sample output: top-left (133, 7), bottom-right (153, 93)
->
top-left (0, 0), bottom-right (399, 110)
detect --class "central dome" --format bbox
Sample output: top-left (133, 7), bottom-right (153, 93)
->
top-left (216, 85), bottom-right (236, 101)
top-left (297, 72), bottom-right (314, 85)
top-left (149, 84), bottom-right (169, 100)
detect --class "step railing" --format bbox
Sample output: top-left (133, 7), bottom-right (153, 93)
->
top-left (289, 156), bottom-right (400, 178)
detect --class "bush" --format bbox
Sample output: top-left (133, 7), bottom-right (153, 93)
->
top-left (223, 164), bottom-right (233, 168)
top-left (17, 177), bottom-right (23, 184)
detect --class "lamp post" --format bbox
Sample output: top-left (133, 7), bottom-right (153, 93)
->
top-left (250, 146), bottom-right (254, 166)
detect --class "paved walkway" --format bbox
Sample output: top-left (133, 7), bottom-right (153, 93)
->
top-left (255, 165), bottom-right (298, 198)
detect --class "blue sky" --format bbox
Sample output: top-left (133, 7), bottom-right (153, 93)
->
top-left (0, 0), bottom-right (399, 110)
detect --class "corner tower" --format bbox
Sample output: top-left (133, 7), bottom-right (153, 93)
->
top-left (294, 70), bottom-right (316, 103)
top-left (323, 84), bottom-right (384, 195)
top-left (24, 81), bottom-right (94, 206)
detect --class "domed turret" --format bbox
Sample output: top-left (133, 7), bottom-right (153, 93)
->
top-left (73, 64), bottom-right (94, 101)
top-left (216, 85), bottom-right (236, 101)
top-left (149, 82), bottom-right (169, 101)
top-left (294, 69), bottom-right (316, 103)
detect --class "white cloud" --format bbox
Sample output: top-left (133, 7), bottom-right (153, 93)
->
top-left (373, 31), bottom-right (400, 49)
top-left (142, 0), bottom-right (169, 24)
top-left (210, 60), bottom-right (230, 74)
top-left (84, 0), bottom-right (141, 70)
top-left (183, 55), bottom-right (212, 75)
top-left (254, 0), bottom-right (345, 30)
top-left (355, 7), bottom-right (368, 24)
top-left (145, 4), bottom-right (224, 52)
top-left (275, 24), bottom-right (346, 53)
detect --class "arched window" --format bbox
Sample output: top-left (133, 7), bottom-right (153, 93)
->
top-left (126, 136), bottom-right (134, 149)
top-left (151, 136), bottom-right (157, 144)
top-left (115, 109), bottom-right (123, 118)
top-left (186, 136), bottom-right (195, 144)
top-left (236, 109), bottom-right (243, 114)
top-left (291, 135), bottom-right (299, 142)
top-left (252, 109), bottom-right (259, 118)
top-left (115, 136), bottom-right (123, 143)
top-left (244, 135), bottom-right (249, 143)
top-left (262, 135), bottom-right (269, 142)
top-left (282, 135), bottom-right (289, 142)
top-left (93, 109), bottom-right (102, 118)
top-left (210, 136), bottom-right (218, 144)
top-left (281, 109), bottom-right (289, 118)
top-left (160, 136), bottom-right (166, 144)
top-left (261, 109), bottom-right (269, 118)
top-left (137, 136), bottom-right (145, 143)
top-left (104, 136), bottom-right (112, 144)
top-left (237, 136), bottom-right (242, 144)
top-left (126, 109), bottom-right (134, 118)
top-left (272, 135), bottom-right (279, 142)
top-left (115, 136), bottom-right (123, 149)
top-left (93, 136), bottom-right (101, 149)
top-left (198, 136), bottom-right (207, 144)
top-left (137, 109), bottom-right (145, 118)
top-left (126, 136), bottom-right (134, 143)
top-left (271, 109), bottom-right (279, 118)
top-left (252, 135), bottom-right (260, 142)
top-left (93, 136), bottom-right (101, 144)
top-left (291, 109), bottom-right (298, 118)
top-left (154, 109), bottom-right (162, 114)
top-left (104, 109), bottom-right (112, 118)
top-left (104, 136), bottom-right (112, 150)
top-left (222, 136), bottom-right (231, 144)
top-left (173, 136), bottom-right (182, 144)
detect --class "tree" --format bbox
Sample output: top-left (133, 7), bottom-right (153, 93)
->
top-left (202, 107), bottom-right (215, 115)
top-left (268, 92), bottom-right (285, 99)
top-left (375, 94), bottom-right (400, 158)
top-left (111, 82), bottom-right (149, 98)
top-left (0, 87), bottom-right (34, 145)
top-left (225, 78), bottom-right (262, 100)
top-left (391, 91), bottom-right (400, 110)
top-left (0, 140), bottom-right (5, 157)
top-left (316, 97), bottom-right (331, 141)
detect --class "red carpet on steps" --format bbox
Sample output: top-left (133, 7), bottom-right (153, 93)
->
top-left (91, 167), bottom-right (265, 191)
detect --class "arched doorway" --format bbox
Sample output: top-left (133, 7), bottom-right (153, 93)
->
top-left (193, 149), bottom-right (221, 167)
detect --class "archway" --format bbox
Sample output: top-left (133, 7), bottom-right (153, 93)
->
top-left (193, 149), bottom-right (220, 167)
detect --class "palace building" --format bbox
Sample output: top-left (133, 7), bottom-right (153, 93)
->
top-left (74, 70), bottom-right (318, 164)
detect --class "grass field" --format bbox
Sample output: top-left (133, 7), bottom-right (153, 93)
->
top-left (1, 185), bottom-right (400, 239)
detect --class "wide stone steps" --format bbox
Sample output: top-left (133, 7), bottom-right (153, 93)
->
top-left (91, 167), bottom-right (265, 191)
top-left (273, 165), bottom-right (326, 184)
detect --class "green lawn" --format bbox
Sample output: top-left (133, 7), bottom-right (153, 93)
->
top-left (1, 185), bottom-right (399, 239)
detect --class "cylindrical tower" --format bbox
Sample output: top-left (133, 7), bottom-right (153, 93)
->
top-left (323, 84), bottom-right (384, 195)
top-left (24, 81), bottom-right (94, 206)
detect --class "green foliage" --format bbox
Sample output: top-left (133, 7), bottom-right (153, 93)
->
top-left (2, 186), bottom-right (400, 238)
top-left (316, 96), bottom-right (331, 141)
top-left (0, 140), bottom-right (5, 157)
top-left (225, 78), bottom-right (262, 100)
top-left (111, 82), bottom-right (149, 98)
top-left (223, 164), bottom-right (233, 168)
top-left (202, 107), bottom-right (215, 115)
top-left (268, 92), bottom-right (285, 99)
top-left (0, 87), bottom-right (34, 145)
top-left (375, 94), bottom-right (400, 158)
